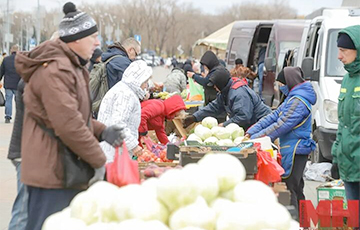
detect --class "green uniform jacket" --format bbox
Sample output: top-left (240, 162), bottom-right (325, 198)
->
top-left (331, 25), bottom-right (360, 182)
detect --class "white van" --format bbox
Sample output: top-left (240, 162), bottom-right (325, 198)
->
top-left (298, 8), bottom-right (360, 162)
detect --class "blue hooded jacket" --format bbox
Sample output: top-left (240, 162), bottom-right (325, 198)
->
top-left (101, 45), bottom-right (132, 89)
top-left (247, 67), bottom-right (316, 178)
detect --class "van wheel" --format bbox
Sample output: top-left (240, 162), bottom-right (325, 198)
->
top-left (310, 129), bottom-right (326, 163)
top-left (311, 144), bottom-right (325, 163)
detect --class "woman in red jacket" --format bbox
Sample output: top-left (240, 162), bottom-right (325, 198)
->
top-left (139, 95), bottom-right (186, 144)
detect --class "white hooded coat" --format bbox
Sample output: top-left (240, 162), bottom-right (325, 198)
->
top-left (98, 60), bottom-right (152, 163)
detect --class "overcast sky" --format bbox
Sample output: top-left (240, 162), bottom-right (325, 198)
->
top-left (2, 0), bottom-right (343, 16)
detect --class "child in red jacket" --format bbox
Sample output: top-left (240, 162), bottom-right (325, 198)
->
top-left (139, 95), bottom-right (186, 145)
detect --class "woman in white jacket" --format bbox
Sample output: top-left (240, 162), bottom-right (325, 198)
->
top-left (98, 60), bottom-right (152, 163)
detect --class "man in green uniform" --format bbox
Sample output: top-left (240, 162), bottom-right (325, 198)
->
top-left (331, 25), bottom-right (360, 227)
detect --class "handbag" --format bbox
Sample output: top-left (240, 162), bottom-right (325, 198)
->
top-left (106, 142), bottom-right (140, 187)
top-left (38, 121), bottom-right (94, 189)
top-left (0, 90), bottom-right (5, 106)
top-left (59, 142), bottom-right (95, 189)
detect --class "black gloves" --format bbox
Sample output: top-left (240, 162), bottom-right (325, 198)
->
top-left (101, 125), bottom-right (126, 147)
top-left (183, 115), bottom-right (196, 128)
top-left (331, 163), bottom-right (340, 180)
top-left (139, 131), bottom-right (148, 136)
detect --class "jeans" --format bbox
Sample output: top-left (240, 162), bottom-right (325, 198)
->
top-left (344, 181), bottom-right (360, 228)
top-left (5, 89), bottom-right (17, 119)
top-left (258, 62), bottom-right (264, 98)
top-left (26, 186), bottom-right (82, 230)
top-left (8, 161), bottom-right (28, 230)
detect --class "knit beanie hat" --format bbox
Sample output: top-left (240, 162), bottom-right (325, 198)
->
top-left (337, 33), bottom-right (356, 50)
top-left (59, 2), bottom-right (98, 43)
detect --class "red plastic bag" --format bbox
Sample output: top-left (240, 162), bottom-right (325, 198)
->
top-left (255, 149), bottom-right (285, 185)
top-left (106, 142), bottom-right (140, 187)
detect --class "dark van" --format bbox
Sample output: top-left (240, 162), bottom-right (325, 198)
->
top-left (225, 20), bottom-right (273, 71)
top-left (263, 20), bottom-right (307, 107)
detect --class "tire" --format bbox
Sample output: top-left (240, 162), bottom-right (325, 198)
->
top-left (310, 143), bottom-right (326, 163)
top-left (310, 129), bottom-right (327, 163)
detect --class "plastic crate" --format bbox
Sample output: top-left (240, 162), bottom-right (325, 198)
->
top-left (167, 143), bottom-right (257, 177)
top-left (180, 149), bottom-right (258, 176)
top-left (138, 162), bottom-right (179, 180)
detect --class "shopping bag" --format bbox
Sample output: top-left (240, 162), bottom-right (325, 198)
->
top-left (255, 148), bottom-right (285, 185)
top-left (188, 78), bottom-right (204, 101)
top-left (106, 142), bottom-right (140, 187)
top-left (0, 91), bottom-right (5, 107)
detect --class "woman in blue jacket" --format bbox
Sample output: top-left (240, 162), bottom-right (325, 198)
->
top-left (246, 66), bottom-right (316, 214)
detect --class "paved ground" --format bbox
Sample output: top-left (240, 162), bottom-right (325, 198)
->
top-left (0, 66), bottom-right (320, 229)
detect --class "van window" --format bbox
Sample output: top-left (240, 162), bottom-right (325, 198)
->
top-left (314, 30), bottom-right (323, 70)
top-left (326, 29), bottom-right (347, 77)
top-left (229, 37), bottom-right (252, 65)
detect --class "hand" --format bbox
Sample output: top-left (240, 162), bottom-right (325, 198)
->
top-left (132, 146), bottom-right (143, 157)
top-left (143, 92), bottom-right (150, 100)
top-left (0, 83), bottom-right (2, 89)
top-left (101, 125), bottom-right (126, 147)
top-left (187, 72), bottom-right (195, 79)
top-left (88, 166), bottom-right (105, 186)
top-left (331, 163), bottom-right (340, 180)
top-left (244, 133), bottom-right (250, 139)
top-left (218, 123), bottom-right (224, 127)
top-left (183, 115), bottom-right (196, 128)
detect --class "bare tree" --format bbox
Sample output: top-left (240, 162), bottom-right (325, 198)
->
top-left (3, 0), bottom-right (298, 56)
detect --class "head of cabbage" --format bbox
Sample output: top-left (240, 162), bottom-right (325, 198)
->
top-left (224, 123), bottom-right (244, 140)
top-left (201, 117), bottom-right (218, 129)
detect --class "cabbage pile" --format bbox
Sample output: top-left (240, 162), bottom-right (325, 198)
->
top-left (187, 117), bottom-right (245, 146)
top-left (42, 153), bottom-right (298, 230)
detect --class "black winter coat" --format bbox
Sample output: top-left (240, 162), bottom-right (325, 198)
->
top-left (0, 53), bottom-right (21, 90)
top-left (193, 51), bottom-right (220, 105)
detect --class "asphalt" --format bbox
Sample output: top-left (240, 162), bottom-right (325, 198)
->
top-left (0, 66), bottom-right (321, 229)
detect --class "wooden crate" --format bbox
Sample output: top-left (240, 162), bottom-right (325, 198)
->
top-left (138, 162), bottom-right (179, 180)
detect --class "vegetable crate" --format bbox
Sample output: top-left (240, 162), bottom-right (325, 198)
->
top-left (138, 162), bottom-right (179, 180)
top-left (167, 143), bottom-right (258, 179)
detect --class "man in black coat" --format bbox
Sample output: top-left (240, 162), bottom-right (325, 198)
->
top-left (0, 45), bottom-right (21, 123)
top-left (187, 51), bottom-right (226, 123)
top-left (187, 51), bottom-right (220, 105)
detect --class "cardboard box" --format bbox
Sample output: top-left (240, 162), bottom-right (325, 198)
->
top-left (317, 185), bottom-right (347, 208)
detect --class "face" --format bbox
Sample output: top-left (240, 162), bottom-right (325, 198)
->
top-left (128, 46), bottom-right (141, 60)
top-left (140, 79), bottom-right (149, 90)
top-left (204, 65), bottom-right (209, 76)
top-left (95, 56), bottom-right (101, 63)
top-left (214, 85), bottom-right (220, 92)
top-left (338, 48), bottom-right (357, 65)
top-left (72, 32), bottom-right (100, 60)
